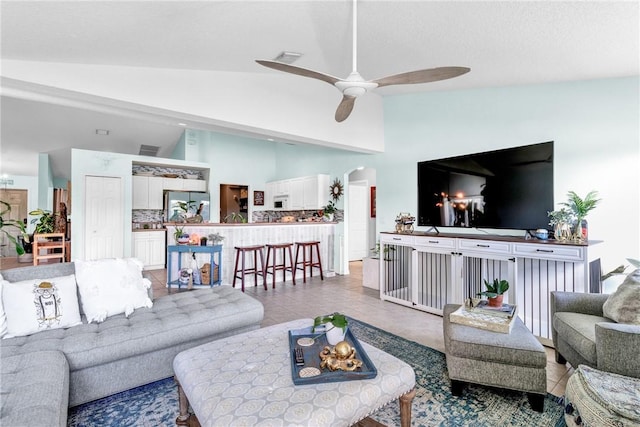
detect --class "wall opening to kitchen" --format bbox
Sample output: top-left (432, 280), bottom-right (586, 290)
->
top-left (220, 184), bottom-right (248, 223)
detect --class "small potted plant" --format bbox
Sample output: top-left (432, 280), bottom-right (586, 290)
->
top-left (173, 226), bottom-right (189, 244)
top-left (561, 190), bottom-right (601, 242)
top-left (477, 278), bottom-right (509, 307)
top-left (322, 201), bottom-right (337, 221)
top-left (547, 208), bottom-right (573, 241)
top-left (313, 312), bottom-right (348, 345)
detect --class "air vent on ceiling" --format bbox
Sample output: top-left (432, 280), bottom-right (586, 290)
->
top-left (274, 51), bottom-right (302, 64)
top-left (139, 144), bottom-right (160, 157)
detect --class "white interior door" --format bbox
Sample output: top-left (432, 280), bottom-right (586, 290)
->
top-left (348, 182), bottom-right (368, 261)
top-left (85, 176), bottom-right (124, 260)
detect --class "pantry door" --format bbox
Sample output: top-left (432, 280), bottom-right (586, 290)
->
top-left (84, 176), bottom-right (124, 260)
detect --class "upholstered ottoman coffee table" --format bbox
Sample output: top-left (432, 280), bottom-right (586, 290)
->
top-left (443, 304), bottom-right (547, 412)
top-left (173, 318), bottom-right (416, 427)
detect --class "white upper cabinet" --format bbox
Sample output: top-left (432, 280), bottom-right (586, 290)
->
top-left (290, 178), bottom-right (304, 210)
top-left (266, 174), bottom-right (330, 211)
top-left (133, 176), bottom-right (164, 209)
top-left (303, 174), bottom-right (329, 210)
top-left (182, 179), bottom-right (207, 192)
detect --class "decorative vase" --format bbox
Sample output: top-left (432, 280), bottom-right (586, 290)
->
top-left (572, 219), bottom-right (587, 242)
top-left (325, 322), bottom-right (347, 345)
top-left (488, 295), bottom-right (503, 307)
top-left (554, 222), bottom-right (571, 241)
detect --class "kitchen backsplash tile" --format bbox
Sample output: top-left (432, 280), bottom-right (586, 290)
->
top-left (132, 165), bottom-right (201, 179)
top-left (133, 209), bottom-right (164, 223)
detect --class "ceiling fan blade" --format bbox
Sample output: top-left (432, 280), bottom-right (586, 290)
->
top-left (256, 60), bottom-right (340, 86)
top-left (373, 66), bottom-right (470, 87)
top-left (335, 95), bottom-right (356, 122)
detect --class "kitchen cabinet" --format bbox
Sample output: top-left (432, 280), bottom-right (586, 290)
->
top-left (162, 178), bottom-right (206, 192)
top-left (303, 174), bottom-right (329, 210)
top-left (132, 176), bottom-right (163, 209)
top-left (379, 232), bottom-right (596, 342)
top-left (275, 180), bottom-right (290, 196)
top-left (182, 179), bottom-right (207, 192)
top-left (289, 178), bottom-right (304, 209)
top-left (132, 231), bottom-right (166, 270)
top-left (265, 174), bottom-right (329, 211)
top-left (264, 182), bottom-right (275, 210)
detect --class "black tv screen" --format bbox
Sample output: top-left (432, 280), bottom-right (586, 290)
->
top-left (417, 141), bottom-right (554, 231)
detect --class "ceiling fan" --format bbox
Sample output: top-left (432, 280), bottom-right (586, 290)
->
top-left (256, 0), bottom-right (470, 122)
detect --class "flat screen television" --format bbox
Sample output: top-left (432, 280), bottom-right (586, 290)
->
top-left (417, 141), bottom-right (554, 231)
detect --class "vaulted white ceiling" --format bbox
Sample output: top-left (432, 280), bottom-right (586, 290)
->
top-left (1, 1), bottom-right (638, 180)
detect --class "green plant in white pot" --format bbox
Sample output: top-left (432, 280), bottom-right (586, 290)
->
top-left (313, 312), bottom-right (348, 345)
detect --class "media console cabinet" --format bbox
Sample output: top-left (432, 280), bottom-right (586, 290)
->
top-left (379, 231), bottom-right (598, 343)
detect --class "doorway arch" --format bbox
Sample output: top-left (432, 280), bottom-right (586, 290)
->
top-left (340, 167), bottom-right (376, 276)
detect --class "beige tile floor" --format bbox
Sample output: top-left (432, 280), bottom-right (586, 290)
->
top-left (146, 260), bottom-right (573, 397)
top-left (0, 257), bottom-right (572, 396)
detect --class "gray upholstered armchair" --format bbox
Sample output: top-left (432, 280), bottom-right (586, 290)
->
top-left (550, 291), bottom-right (640, 378)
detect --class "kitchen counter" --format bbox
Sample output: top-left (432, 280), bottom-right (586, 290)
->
top-left (165, 223), bottom-right (335, 287)
top-left (132, 228), bottom-right (166, 232)
top-left (163, 221), bottom-right (335, 226)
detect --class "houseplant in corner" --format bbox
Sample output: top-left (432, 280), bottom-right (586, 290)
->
top-left (1, 200), bottom-right (28, 255)
top-left (313, 312), bottom-right (348, 345)
top-left (477, 278), bottom-right (509, 307)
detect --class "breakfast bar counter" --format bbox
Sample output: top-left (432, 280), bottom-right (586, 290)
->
top-left (164, 222), bottom-right (335, 287)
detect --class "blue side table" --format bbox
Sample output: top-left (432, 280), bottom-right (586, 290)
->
top-left (167, 245), bottom-right (223, 290)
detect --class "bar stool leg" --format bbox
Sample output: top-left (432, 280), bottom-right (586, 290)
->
top-left (314, 242), bottom-right (324, 280)
top-left (259, 247), bottom-right (267, 290)
top-left (240, 250), bottom-right (246, 292)
top-left (233, 249), bottom-right (241, 289)
top-left (288, 245), bottom-right (296, 286)
top-left (293, 244), bottom-right (300, 283)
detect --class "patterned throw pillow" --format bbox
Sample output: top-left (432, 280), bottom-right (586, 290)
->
top-left (1, 274), bottom-right (82, 338)
top-left (603, 269), bottom-right (640, 324)
top-left (74, 258), bottom-right (152, 323)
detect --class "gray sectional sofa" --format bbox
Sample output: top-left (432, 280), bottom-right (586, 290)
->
top-left (0, 262), bottom-right (264, 427)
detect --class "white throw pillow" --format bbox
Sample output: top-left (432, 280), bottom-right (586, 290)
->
top-left (74, 258), bottom-right (152, 323)
top-left (2, 274), bottom-right (82, 338)
top-left (0, 274), bottom-right (7, 338)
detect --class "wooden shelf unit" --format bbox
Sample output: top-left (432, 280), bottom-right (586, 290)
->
top-left (33, 233), bottom-right (66, 265)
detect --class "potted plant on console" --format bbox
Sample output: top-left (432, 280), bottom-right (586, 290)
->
top-left (477, 278), bottom-right (509, 307)
top-left (313, 312), bottom-right (348, 345)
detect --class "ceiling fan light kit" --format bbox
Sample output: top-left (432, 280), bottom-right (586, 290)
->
top-left (256, 0), bottom-right (470, 122)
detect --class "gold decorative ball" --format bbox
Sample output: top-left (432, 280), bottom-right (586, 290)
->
top-left (334, 341), bottom-right (351, 359)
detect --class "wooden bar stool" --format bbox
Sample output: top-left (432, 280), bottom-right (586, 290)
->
top-left (264, 243), bottom-right (296, 288)
top-left (293, 241), bottom-right (324, 283)
top-left (232, 245), bottom-right (266, 292)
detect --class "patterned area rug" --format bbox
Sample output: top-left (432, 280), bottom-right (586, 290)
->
top-left (68, 318), bottom-right (566, 426)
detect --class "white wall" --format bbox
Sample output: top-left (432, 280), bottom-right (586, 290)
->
top-left (2, 60), bottom-right (385, 154)
top-left (271, 77), bottom-right (640, 274)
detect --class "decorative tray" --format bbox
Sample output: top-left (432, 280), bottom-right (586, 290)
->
top-left (288, 326), bottom-right (377, 385)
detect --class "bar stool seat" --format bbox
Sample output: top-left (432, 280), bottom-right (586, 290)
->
top-left (232, 245), bottom-right (266, 292)
top-left (264, 243), bottom-right (296, 288)
top-left (293, 241), bottom-right (324, 283)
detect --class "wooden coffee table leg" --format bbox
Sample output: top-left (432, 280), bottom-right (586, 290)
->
top-left (399, 387), bottom-right (416, 427)
top-left (175, 377), bottom-right (201, 427)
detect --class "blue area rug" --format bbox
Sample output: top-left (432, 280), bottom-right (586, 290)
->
top-left (68, 318), bottom-right (566, 426)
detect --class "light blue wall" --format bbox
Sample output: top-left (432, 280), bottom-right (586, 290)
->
top-left (37, 153), bottom-right (53, 211)
top-left (272, 77), bottom-right (640, 272)
top-left (182, 129), bottom-right (279, 222)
